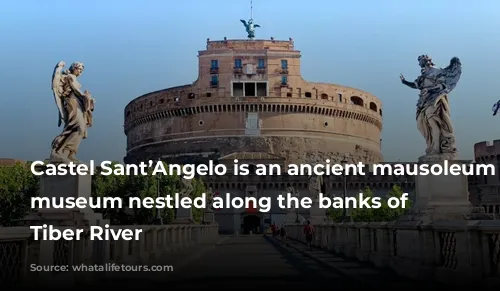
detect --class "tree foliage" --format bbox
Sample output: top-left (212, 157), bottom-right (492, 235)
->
top-left (326, 185), bottom-right (412, 222)
top-left (92, 161), bottom-right (131, 224)
top-left (0, 161), bottom-right (207, 226)
top-left (92, 161), bottom-right (207, 225)
top-left (0, 162), bottom-right (40, 226)
top-left (190, 178), bottom-right (206, 223)
top-left (350, 186), bottom-right (378, 222)
top-left (326, 207), bottom-right (343, 222)
top-left (383, 184), bottom-right (412, 221)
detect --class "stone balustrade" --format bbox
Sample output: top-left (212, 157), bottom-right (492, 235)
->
top-left (0, 224), bottom-right (219, 284)
top-left (286, 221), bottom-right (500, 287)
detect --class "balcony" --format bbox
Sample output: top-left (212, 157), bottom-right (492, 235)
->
top-left (257, 67), bottom-right (266, 74)
top-left (210, 82), bottom-right (219, 88)
top-left (233, 67), bottom-right (243, 75)
top-left (280, 68), bottom-right (289, 74)
top-left (210, 67), bottom-right (219, 74)
top-left (280, 82), bottom-right (288, 87)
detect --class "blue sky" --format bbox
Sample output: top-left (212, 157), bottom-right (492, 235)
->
top-left (0, 0), bottom-right (499, 163)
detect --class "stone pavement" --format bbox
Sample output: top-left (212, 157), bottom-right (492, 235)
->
top-left (282, 237), bottom-right (445, 289)
top-left (96, 235), bottom-right (444, 289)
top-left (165, 235), bottom-right (367, 289)
top-left (96, 240), bottom-right (224, 287)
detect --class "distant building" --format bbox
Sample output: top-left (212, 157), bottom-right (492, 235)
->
top-left (471, 140), bottom-right (500, 217)
top-left (0, 158), bottom-right (26, 166)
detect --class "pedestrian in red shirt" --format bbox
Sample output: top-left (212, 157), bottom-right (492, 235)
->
top-left (303, 220), bottom-right (315, 251)
top-left (271, 222), bottom-right (277, 240)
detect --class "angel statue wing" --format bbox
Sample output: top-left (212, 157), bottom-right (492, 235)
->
top-left (254, 24), bottom-right (260, 28)
top-left (492, 100), bottom-right (500, 116)
top-left (51, 61), bottom-right (66, 127)
top-left (240, 19), bottom-right (247, 28)
top-left (441, 57), bottom-right (462, 94)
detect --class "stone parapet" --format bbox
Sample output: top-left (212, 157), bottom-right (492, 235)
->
top-left (0, 224), bottom-right (220, 285)
top-left (285, 220), bottom-right (500, 287)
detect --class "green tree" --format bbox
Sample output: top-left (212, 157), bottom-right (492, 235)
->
top-left (126, 173), bottom-right (154, 224)
top-left (92, 161), bottom-right (131, 224)
top-left (91, 161), bottom-right (207, 225)
top-left (156, 162), bottom-right (182, 224)
top-left (189, 178), bottom-right (206, 223)
top-left (371, 197), bottom-right (393, 222)
top-left (383, 184), bottom-right (412, 221)
top-left (351, 186), bottom-right (377, 222)
top-left (0, 162), bottom-right (39, 226)
top-left (326, 207), bottom-right (344, 222)
top-left (349, 185), bottom-right (412, 222)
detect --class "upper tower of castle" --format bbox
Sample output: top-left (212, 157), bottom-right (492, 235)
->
top-left (197, 37), bottom-right (299, 98)
top-left (123, 9), bottom-right (384, 165)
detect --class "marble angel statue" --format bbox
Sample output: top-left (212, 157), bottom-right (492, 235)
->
top-left (492, 100), bottom-right (500, 116)
top-left (206, 187), bottom-right (215, 211)
top-left (179, 176), bottom-right (194, 198)
top-left (285, 186), bottom-right (298, 210)
top-left (50, 61), bottom-right (95, 163)
top-left (400, 55), bottom-right (462, 159)
top-left (308, 175), bottom-right (323, 200)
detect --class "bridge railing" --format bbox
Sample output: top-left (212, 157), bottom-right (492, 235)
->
top-left (0, 224), bottom-right (219, 284)
top-left (286, 221), bottom-right (500, 286)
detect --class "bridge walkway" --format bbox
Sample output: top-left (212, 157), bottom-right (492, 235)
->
top-left (98, 235), bottom-right (443, 289)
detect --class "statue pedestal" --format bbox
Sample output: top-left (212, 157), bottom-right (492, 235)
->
top-left (173, 207), bottom-right (195, 224)
top-left (20, 166), bottom-right (104, 227)
top-left (309, 199), bottom-right (326, 224)
top-left (203, 209), bottom-right (215, 224)
top-left (284, 209), bottom-right (297, 224)
top-left (404, 157), bottom-right (485, 222)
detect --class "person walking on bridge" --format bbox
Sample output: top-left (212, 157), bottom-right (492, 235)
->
top-left (279, 224), bottom-right (287, 246)
top-left (304, 220), bottom-right (315, 251)
top-left (271, 222), bottom-right (278, 240)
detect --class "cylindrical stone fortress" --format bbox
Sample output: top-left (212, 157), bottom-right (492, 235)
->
top-left (123, 38), bottom-right (384, 165)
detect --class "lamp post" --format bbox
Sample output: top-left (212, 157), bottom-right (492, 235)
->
top-left (340, 154), bottom-right (350, 222)
top-left (153, 158), bottom-right (163, 225)
top-left (477, 187), bottom-right (483, 206)
top-left (295, 190), bottom-right (300, 223)
top-left (202, 202), bottom-right (206, 224)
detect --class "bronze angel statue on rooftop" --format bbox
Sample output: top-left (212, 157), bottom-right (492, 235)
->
top-left (240, 18), bottom-right (260, 39)
top-left (400, 55), bottom-right (462, 160)
top-left (50, 61), bottom-right (95, 163)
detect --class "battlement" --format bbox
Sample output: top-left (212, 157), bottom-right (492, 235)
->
top-left (474, 140), bottom-right (500, 160)
top-left (204, 38), bottom-right (295, 52)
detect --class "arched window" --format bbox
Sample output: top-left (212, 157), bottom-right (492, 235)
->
top-left (350, 96), bottom-right (364, 106)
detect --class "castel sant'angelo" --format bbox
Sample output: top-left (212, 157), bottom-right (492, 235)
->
top-left (123, 19), bottom-right (414, 233)
top-left (124, 39), bottom-right (383, 164)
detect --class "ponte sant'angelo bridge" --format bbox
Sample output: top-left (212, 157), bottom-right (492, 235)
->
top-left (1, 219), bottom-right (499, 288)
